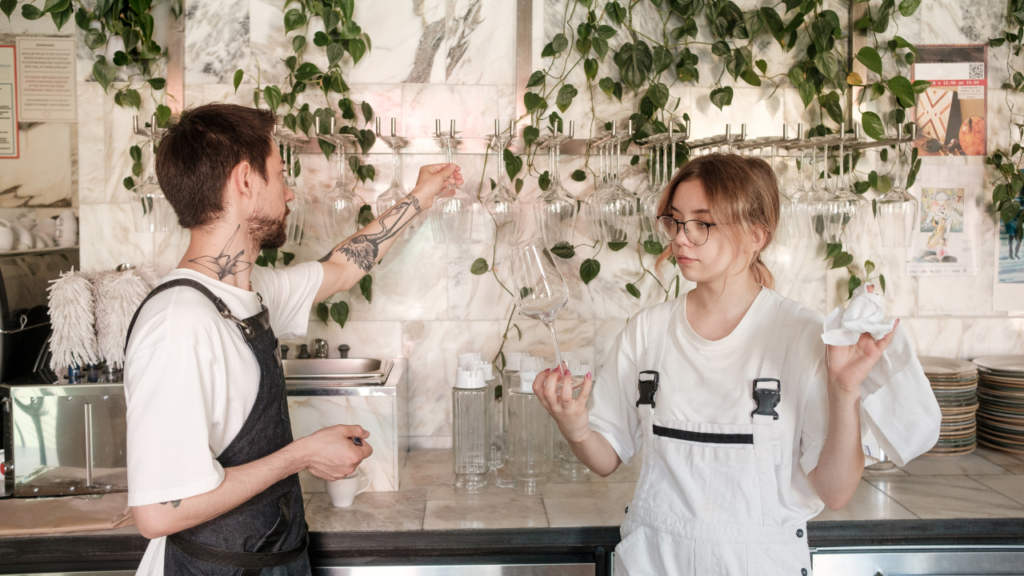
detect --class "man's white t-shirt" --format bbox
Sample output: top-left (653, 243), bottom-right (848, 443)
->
top-left (588, 287), bottom-right (832, 525)
top-left (124, 263), bottom-right (323, 576)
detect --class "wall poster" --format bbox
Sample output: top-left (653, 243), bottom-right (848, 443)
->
top-left (15, 37), bottom-right (76, 123)
top-left (912, 44), bottom-right (987, 157)
top-left (0, 45), bottom-right (17, 159)
top-left (906, 164), bottom-right (982, 276)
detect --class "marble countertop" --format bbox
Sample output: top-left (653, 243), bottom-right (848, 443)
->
top-left (303, 446), bottom-right (1024, 534)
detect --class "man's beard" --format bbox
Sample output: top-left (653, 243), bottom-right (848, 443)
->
top-left (249, 207), bottom-right (289, 250)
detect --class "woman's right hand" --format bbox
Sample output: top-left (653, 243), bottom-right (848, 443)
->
top-left (533, 367), bottom-right (594, 444)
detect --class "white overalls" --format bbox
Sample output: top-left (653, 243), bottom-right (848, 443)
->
top-left (614, 299), bottom-right (812, 576)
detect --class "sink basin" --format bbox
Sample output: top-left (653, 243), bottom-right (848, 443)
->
top-left (283, 358), bottom-right (393, 382)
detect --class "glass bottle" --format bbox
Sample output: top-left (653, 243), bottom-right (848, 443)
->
top-left (506, 358), bottom-right (552, 495)
top-left (452, 367), bottom-right (488, 493)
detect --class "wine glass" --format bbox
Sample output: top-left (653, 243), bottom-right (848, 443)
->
top-left (484, 120), bottom-right (521, 247)
top-left (430, 120), bottom-right (474, 244)
top-left (322, 141), bottom-right (364, 242)
top-left (131, 137), bottom-right (175, 233)
top-left (508, 239), bottom-right (570, 381)
top-left (376, 122), bottom-right (408, 217)
top-left (535, 131), bottom-right (578, 248)
top-left (877, 138), bottom-right (920, 248)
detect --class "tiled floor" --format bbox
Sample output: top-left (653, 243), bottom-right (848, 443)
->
top-left (301, 448), bottom-right (1024, 531)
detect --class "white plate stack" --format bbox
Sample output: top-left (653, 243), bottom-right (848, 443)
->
top-left (918, 356), bottom-right (979, 457)
top-left (973, 355), bottom-right (1024, 455)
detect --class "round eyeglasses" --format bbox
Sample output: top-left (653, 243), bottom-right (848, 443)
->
top-left (657, 216), bottom-right (717, 246)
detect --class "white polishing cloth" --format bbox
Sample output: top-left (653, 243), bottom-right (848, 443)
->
top-left (821, 283), bottom-right (896, 346)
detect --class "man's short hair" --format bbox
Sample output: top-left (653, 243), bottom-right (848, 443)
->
top-left (155, 103), bottom-right (277, 229)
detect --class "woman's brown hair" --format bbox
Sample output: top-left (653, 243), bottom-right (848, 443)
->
top-left (656, 153), bottom-right (780, 288)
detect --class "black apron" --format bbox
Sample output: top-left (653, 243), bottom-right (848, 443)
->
top-left (126, 278), bottom-right (310, 576)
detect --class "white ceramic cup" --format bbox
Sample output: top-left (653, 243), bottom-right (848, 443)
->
top-left (325, 469), bottom-right (371, 508)
top-left (12, 223), bottom-right (33, 250)
top-left (33, 217), bottom-right (57, 240)
top-left (55, 225), bottom-right (77, 247)
top-left (0, 220), bottom-right (13, 252)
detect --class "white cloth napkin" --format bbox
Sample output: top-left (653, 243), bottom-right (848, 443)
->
top-left (821, 283), bottom-right (941, 467)
top-left (822, 283), bottom-right (896, 345)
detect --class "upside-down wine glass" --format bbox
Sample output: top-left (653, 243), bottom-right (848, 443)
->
top-left (877, 125), bottom-right (920, 248)
top-left (535, 125), bottom-right (578, 248)
top-left (484, 119), bottom-right (520, 247)
top-left (431, 120), bottom-right (474, 244)
top-left (322, 135), bottom-right (365, 242)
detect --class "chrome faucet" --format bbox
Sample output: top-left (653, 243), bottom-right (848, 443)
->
top-left (314, 339), bottom-right (329, 359)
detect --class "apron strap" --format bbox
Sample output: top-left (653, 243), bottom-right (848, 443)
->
top-left (124, 278), bottom-right (269, 354)
top-left (751, 298), bottom-right (802, 425)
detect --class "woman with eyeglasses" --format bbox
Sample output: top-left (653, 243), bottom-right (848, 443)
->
top-left (532, 154), bottom-right (909, 575)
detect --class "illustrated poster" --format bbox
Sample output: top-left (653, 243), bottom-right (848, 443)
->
top-left (995, 170), bottom-right (1024, 310)
top-left (912, 45), bottom-right (987, 157)
top-left (906, 163), bottom-right (981, 276)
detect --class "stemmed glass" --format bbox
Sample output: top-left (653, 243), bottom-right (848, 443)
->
top-left (431, 120), bottom-right (474, 244)
top-left (584, 124), bottom-right (636, 243)
top-left (130, 133), bottom-right (176, 233)
top-left (877, 125), bottom-right (920, 247)
top-left (322, 138), bottom-right (364, 242)
top-left (508, 239), bottom-right (572, 384)
top-left (484, 120), bottom-right (521, 247)
top-left (535, 126), bottom-right (578, 248)
top-left (376, 117), bottom-right (409, 217)
top-left (823, 126), bottom-right (869, 244)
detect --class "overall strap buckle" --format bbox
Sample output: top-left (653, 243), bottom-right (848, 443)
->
top-left (637, 371), bottom-right (660, 408)
top-left (751, 378), bottom-right (781, 420)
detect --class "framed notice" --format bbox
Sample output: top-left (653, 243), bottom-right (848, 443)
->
top-left (15, 37), bottom-right (76, 123)
top-left (906, 164), bottom-right (982, 276)
top-left (912, 45), bottom-right (987, 157)
top-left (0, 45), bottom-right (17, 158)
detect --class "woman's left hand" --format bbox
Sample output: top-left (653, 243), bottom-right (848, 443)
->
top-left (825, 286), bottom-right (899, 396)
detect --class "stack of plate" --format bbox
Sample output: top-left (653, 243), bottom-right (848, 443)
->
top-left (974, 355), bottom-right (1024, 455)
top-left (919, 356), bottom-right (979, 456)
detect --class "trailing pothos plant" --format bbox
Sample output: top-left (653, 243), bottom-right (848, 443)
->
top-left (232, 0), bottom-right (377, 186)
top-left (2, 0), bottom-right (180, 190)
top-left (239, 0), bottom-right (376, 333)
top-left (470, 0), bottom-right (922, 347)
top-left (987, 0), bottom-right (1024, 232)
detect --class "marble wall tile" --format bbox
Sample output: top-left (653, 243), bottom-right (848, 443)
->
top-left (151, 228), bottom-right (192, 276)
top-left (899, 317), bottom-right (963, 358)
top-left (295, 320), bottom-right (403, 360)
top-left (920, 0), bottom-right (1008, 86)
top-left (443, 0), bottom-right (516, 86)
top-left (184, 0), bottom-right (252, 85)
top-left (289, 394), bottom-right (399, 492)
top-left (104, 85), bottom-right (160, 205)
top-left (77, 83), bottom-right (107, 204)
top-left (763, 241), bottom-right (828, 315)
top-left (961, 318), bottom-right (1024, 359)
top-left (79, 203), bottom-right (150, 271)
top-left (401, 84), bottom-right (498, 143)
top-left (0, 123), bottom-right (72, 208)
top-left (689, 87), bottom-right (785, 141)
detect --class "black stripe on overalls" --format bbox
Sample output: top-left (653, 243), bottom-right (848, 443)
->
top-left (652, 424), bottom-right (754, 445)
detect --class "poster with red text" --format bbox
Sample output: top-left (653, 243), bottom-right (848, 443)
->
top-left (912, 45), bottom-right (987, 156)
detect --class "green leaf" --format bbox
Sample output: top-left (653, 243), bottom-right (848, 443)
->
top-left (231, 69), bottom-right (244, 93)
top-left (330, 301), bottom-right (349, 328)
top-left (911, 80), bottom-right (930, 94)
top-left (556, 84), bottom-right (578, 112)
top-left (21, 4), bottom-right (43, 20)
top-left (282, 251), bottom-right (295, 266)
top-left (887, 76), bottom-right (916, 107)
top-left (284, 8), bottom-right (307, 33)
top-left (864, 260), bottom-right (876, 276)
top-left (471, 258), bottom-right (489, 275)
top-left (798, 82), bottom-right (816, 108)
top-left (503, 149), bottom-right (523, 180)
top-left (592, 37), bottom-right (609, 60)
top-left (831, 251), bottom-right (854, 269)
top-left (263, 85), bottom-right (282, 111)
top-left (523, 91), bottom-right (544, 112)
top-left (295, 62), bottom-right (323, 82)
top-left (740, 68), bottom-right (762, 87)
top-left (551, 242), bottom-right (575, 259)
top-left (580, 258), bottom-right (601, 284)
top-left (576, 37), bottom-right (591, 56)
top-left (571, 169), bottom-right (586, 182)
top-left (879, 274), bottom-right (886, 293)
top-left (526, 70), bottom-right (545, 88)
top-left (551, 33), bottom-right (569, 54)
top-left (144, 77), bottom-right (166, 91)
top-left (788, 67), bottom-right (804, 86)
top-left (626, 283), bottom-right (641, 298)
top-left (327, 44), bottom-right (345, 67)
top-left (515, 178), bottom-right (523, 194)
top-left (130, 145), bottom-right (142, 163)
top-left (647, 83), bottom-right (669, 109)
top-left (538, 171), bottom-right (551, 191)
top-left (608, 241), bottom-right (628, 251)
top-left (856, 46), bottom-right (883, 75)
top-left (263, 248), bottom-right (278, 267)
top-left (124, 88), bottom-right (141, 109)
top-left (292, 35), bottom-right (306, 52)
top-left (123, 176), bottom-right (135, 190)
top-left (1, 0), bottom-right (16, 20)
top-left (755, 59), bottom-right (767, 75)
top-left (606, 1), bottom-right (626, 25)
top-left (584, 58), bottom-right (598, 81)
top-left (523, 125), bottom-right (540, 148)
top-left (710, 86), bottom-right (733, 110)
top-left (643, 240), bottom-right (664, 255)
top-left (652, 46), bottom-right (673, 76)
top-left (358, 275), bottom-right (373, 303)
top-left (825, 242), bottom-right (842, 260)
top-left (42, 0), bottom-right (69, 13)
top-left (861, 111), bottom-right (886, 140)
top-left (614, 41), bottom-right (653, 92)
top-left (357, 204), bottom-right (374, 226)
top-left (323, 8), bottom-right (340, 32)
top-left (84, 28), bottom-right (107, 50)
top-left (348, 38), bottom-right (366, 64)
top-left (814, 51), bottom-right (838, 80)
top-left (847, 274), bottom-right (862, 299)
top-left (339, 0), bottom-right (354, 21)
top-left (132, 160), bottom-right (143, 177)
top-left (1001, 201), bottom-right (1021, 225)
top-left (898, 0), bottom-right (921, 17)
top-left (155, 104), bottom-right (171, 127)
top-left (316, 302), bottom-right (329, 324)
top-left (255, 255), bottom-right (267, 267)
top-left (598, 77), bottom-right (615, 98)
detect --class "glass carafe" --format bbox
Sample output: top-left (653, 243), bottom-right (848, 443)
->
top-left (506, 362), bottom-right (552, 495)
top-left (323, 145), bottom-right (365, 242)
top-left (131, 139), bottom-right (175, 233)
top-left (452, 367), bottom-right (488, 493)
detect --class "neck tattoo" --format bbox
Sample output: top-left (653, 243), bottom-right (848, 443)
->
top-left (189, 225), bottom-right (253, 280)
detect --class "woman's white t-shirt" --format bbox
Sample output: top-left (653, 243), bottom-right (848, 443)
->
top-left (123, 263), bottom-right (323, 576)
top-left (588, 287), bottom-right (831, 525)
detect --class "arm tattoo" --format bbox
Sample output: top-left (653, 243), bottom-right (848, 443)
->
top-left (189, 225), bottom-right (252, 280)
top-left (160, 500), bottom-right (182, 508)
top-left (325, 195), bottom-right (422, 271)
